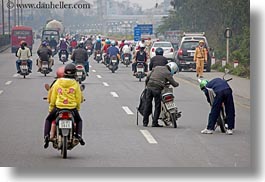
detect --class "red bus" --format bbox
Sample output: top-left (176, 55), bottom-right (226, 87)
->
top-left (11, 26), bottom-right (33, 53)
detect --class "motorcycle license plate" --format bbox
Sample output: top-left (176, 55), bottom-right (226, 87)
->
top-left (137, 68), bottom-right (144, 72)
top-left (88, 50), bottom-right (91, 53)
top-left (21, 65), bottom-right (28, 69)
top-left (125, 57), bottom-right (129, 60)
top-left (77, 71), bottom-right (83, 76)
top-left (97, 54), bottom-right (101, 57)
top-left (112, 60), bottom-right (117, 63)
top-left (190, 52), bottom-right (195, 56)
top-left (42, 64), bottom-right (48, 68)
top-left (165, 101), bottom-right (176, 110)
top-left (59, 120), bottom-right (72, 129)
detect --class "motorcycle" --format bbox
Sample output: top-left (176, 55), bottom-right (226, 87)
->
top-left (40, 60), bottom-right (51, 77)
top-left (198, 69), bottom-right (232, 133)
top-left (19, 60), bottom-right (30, 78)
top-left (60, 50), bottom-right (68, 64)
top-left (159, 84), bottom-right (182, 128)
top-left (86, 46), bottom-right (93, 57)
top-left (135, 61), bottom-right (145, 82)
top-left (75, 64), bottom-right (87, 84)
top-left (95, 50), bottom-right (102, 63)
top-left (122, 53), bottom-right (131, 67)
top-left (108, 55), bottom-right (119, 73)
top-left (43, 84), bottom-right (85, 159)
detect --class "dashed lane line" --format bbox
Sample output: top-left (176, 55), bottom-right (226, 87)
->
top-left (92, 70), bottom-right (96, 73)
top-left (110, 92), bottom-right (119, 98)
top-left (140, 130), bottom-right (158, 144)
top-left (0, 90), bottom-right (3, 95)
top-left (122, 106), bottom-right (134, 115)
top-left (96, 75), bottom-right (102, 79)
top-left (5, 81), bottom-right (12, 85)
top-left (103, 82), bottom-right (109, 87)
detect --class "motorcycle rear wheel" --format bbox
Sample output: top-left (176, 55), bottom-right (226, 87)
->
top-left (61, 136), bottom-right (68, 159)
top-left (170, 113), bottom-right (177, 128)
top-left (216, 107), bottom-right (227, 133)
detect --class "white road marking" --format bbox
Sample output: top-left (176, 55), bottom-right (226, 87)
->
top-left (89, 65), bottom-right (92, 68)
top-left (140, 130), bottom-right (158, 144)
top-left (103, 82), bottom-right (109, 87)
top-left (5, 81), bottom-right (12, 85)
top-left (110, 92), bottom-right (119, 98)
top-left (96, 75), bottom-right (102, 79)
top-left (13, 74), bottom-right (19, 77)
top-left (92, 70), bottom-right (96, 73)
top-left (122, 106), bottom-right (134, 115)
top-left (0, 90), bottom-right (3, 95)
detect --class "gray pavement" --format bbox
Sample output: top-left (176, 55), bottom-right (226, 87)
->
top-left (0, 41), bottom-right (250, 167)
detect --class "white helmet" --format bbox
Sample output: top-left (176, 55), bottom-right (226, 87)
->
top-left (167, 62), bottom-right (179, 75)
top-left (139, 42), bottom-right (145, 48)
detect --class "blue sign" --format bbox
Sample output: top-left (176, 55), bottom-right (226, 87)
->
top-left (134, 27), bottom-right (141, 41)
top-left (136, 24), bottom-right (153, 35)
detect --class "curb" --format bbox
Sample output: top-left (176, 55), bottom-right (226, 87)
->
top-left (0, 45), bottom-right (10, 53)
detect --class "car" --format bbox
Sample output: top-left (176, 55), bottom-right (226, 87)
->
top-left (176, 32), bottom-right (212, 72)
top-left (149, 41), bottom-right (175, 61)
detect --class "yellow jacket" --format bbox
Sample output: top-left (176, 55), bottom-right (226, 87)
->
top-left (194, 46), bottom-right (207, 62)
top-left (49, 78), bottom-right (82, 112)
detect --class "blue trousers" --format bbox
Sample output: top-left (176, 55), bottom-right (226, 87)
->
top-left (207, 88), bottom-right (235, 130)
top-left (16, 59), bottom-right (33, 71)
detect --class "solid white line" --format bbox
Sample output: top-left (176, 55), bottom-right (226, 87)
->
top-left (122, 106), bottom-right (134, 115)
top-left (96, 75), bottom-right (102, 79)
top-left (0, 90), bottom-right (3, 95)
top-left (110, 92), bottom-right (119, 98)
top-left (5, 81), bottom-right (12, 85)
top-left (103, 82), bottom-right (109, 87)
top-left (92, 70), bottom-right (96, 73)
top-left (140, 130), bottom-right (158, 144)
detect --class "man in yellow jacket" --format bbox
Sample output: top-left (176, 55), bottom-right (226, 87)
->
top-left (194, 40), bottom-right (208, 78)
top-left (44, 63), bottom-right (85, 149)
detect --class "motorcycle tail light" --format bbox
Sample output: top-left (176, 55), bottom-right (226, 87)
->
top-left (59, 112), bottom-right (71, 119)
top-left (137, 64), bottom-right (144, 68)
top-left (164, 95), bottom-right (173, 102)
top-left (170, 48), bottom-right (174, 52)
top-left (178, 49), bottom-right (183, 56)
top-left (76, 65), bottom-right (83, 69)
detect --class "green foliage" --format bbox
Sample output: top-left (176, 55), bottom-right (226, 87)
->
top-left (161, 0), bottom-right (250, 77)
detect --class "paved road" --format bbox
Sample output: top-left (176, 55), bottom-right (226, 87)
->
top-left (0, 42), bottom-right (250, 167)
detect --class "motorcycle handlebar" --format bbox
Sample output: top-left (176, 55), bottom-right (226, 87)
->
top-left (226, 78), bottom-right (233, 82)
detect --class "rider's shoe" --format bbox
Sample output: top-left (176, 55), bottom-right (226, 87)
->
top-left (76, 134), bottom-right (85, 146)
top-left (44, 135), bottom-right (50, 149)
top-left (226, 129), bottom-right (233, 135)
top-left (201, 128), bottom-right (213, 134)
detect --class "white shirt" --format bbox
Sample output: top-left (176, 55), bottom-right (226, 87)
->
top-left (122, 45), bottom-right (131, 54)
top-left (17, 47), bottom-right (31, 60)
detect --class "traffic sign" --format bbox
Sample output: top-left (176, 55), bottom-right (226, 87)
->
top-left (136, 24), bottom-right (153, 35)
top-left (134, 27), bottom-right (141, 41)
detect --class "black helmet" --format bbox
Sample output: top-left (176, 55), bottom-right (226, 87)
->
top-left (78, 42), bottom-right (84, 48)
top-left (64, 63), bottom-right (77, 78)
top-left (155, 47), bottom-right (164, 55)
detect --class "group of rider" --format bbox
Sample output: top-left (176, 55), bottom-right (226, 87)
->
top-left (14, 35), bottom-right (236, 150)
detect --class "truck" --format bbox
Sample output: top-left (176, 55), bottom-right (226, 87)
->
top-left (41, 19), bottom-right (64, 44)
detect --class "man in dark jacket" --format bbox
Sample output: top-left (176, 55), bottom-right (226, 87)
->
top-left (37, 41), bottom-right (53, 72)
top-left (200, 78), bottom-right (235, 135)
top-left (143, 62), bottom-right (179, 127)
top-left (71, 42), bottom-right (89, 75)
top-left (149, 47), bottom-right (168, 71)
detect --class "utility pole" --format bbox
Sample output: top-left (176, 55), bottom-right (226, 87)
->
top-left (17, 0), bottom-right (19, 25)
top-left (224, 27), bottom-right (232, 64)
top-left (8, 0), bottom-right (11, 36)
top-left (14, 0), bottom-right (16, 26)
top-left (20, 0), bottom-right (22, 25)
top-left (1, 0), bottom-right (4, 34)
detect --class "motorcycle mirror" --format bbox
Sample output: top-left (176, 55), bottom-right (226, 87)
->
top-left (80, 84), bottom-right (85, 91)
top-left (44, 83), bottom-right (50, 91)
